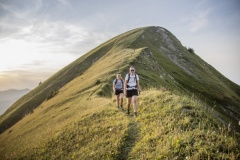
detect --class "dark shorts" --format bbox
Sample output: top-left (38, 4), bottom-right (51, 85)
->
top-left (115, 89), bottom-right (123, 95)
top-left (126, 89), bottom-right (138, 98)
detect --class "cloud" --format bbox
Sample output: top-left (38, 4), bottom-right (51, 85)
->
top-left (0, 1), bottom-right (36, 39)
top-left (0, 0), bottom-right (116, 55)
top-left (0, 16), bottom-right (115, 90)
top-left (57, 0), bottom-right (72, 8)
top-left (190, 8), bottom-right (212, 32)
top-left (0, 9), bottom-right (114, 55)
top-left (24, 21), bottom-right (113, 55)
top-left (179, 8), bottom-right (212, 33)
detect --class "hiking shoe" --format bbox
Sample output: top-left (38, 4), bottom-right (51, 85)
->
top-left (134, 112), bottom-right (137, 117)
top-left (120, 105), bottom-right (123, 111)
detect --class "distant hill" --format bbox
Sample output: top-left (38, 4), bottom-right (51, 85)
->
top-left (0, 26), bottom-right (239, 159)
top-left (0, 89), bottom-right (30, 115)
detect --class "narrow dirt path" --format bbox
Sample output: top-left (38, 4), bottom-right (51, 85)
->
top-left (115, 117), bottom-right (140, 160)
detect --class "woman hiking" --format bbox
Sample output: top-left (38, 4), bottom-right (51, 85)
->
top-left (124, 66), bottom-right (141, 117)
top-left (113, 73), bottom-right (124, 110)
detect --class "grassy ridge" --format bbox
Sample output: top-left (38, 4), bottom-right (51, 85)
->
top-left (128, 27), bottom-right (240, 130)
top-left (0, 28), bottom-right (144, 133)
top-left (1, 26), bottom-right (239, 133)
top-left (133, 89), bottom-right (239, 159)
top-left (0, 89), bottom-right (239, 159)
top-left (0, 26), bottom-right (240, 159)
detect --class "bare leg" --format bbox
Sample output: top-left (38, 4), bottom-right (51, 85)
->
top-left (116, 95), bottom-right (120, 108)
top-left (132, 96), bottom-right (138, 113)
top-left (127, 97), bottom-right (132, 114)
top-left (119, 93), bottom-right (124, 108)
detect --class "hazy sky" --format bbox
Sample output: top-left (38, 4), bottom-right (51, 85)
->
top-left (0, 0), bottom-right (240, 91)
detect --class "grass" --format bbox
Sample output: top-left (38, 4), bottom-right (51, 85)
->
top-left (132, 89), bottom-right (239, 159)
top-left (0, 27), bottom-right (144, 133)
top-left (0, 88), bottom-right (239, 159)
top-left (0, 26), bottom-right (240, 159)
top-left (26, 109), bottom-right (128, 159)
top-left (1, 26), bottom-right (239, 134)
top-left (130, 26), bottom-right (240, 131)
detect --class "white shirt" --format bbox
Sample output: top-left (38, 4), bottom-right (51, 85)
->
top-left (125, 73), bottom-right (139, 90)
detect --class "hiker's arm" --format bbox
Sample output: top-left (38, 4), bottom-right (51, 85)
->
top-left (124, 80), bottom-right (127, 95)
top-left (113, 82), bottom-right (115, 92)
top-left (137, 80), bottom-right (141, 93)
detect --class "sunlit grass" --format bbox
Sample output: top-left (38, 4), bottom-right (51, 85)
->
top-left (130, 89), bottom-right (240, 159)
top-left (0, 26), bottom-right (239, 159)
top-left (0, 89), bottom-right (239, 159)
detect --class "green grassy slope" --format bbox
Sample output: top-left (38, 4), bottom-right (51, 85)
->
top-left (0, 26), bottom-right (240, 159)
top-left (0, 28), bottom-right (143, 133)
top-left (0, 89), bottom-right (239, 159)
top-left (2, 26), bottom-right (239, 134)
top-left (127, 27), bottom-right (240, 130)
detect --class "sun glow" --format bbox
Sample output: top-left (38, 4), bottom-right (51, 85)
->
top-left (0, 39), bottom-right (41, 72)
top-left (0, 38), bottom-right (79, 90)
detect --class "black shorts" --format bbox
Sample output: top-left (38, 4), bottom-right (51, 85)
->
top-left (115, 89), bottom-right (123, 95)
top-left (126, 89), bottom-right (138, 98)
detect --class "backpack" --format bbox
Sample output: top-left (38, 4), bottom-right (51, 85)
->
top-left (114, 79), bottom-right (124, 90)
top-left (126, 73), bottom-right (138, 88)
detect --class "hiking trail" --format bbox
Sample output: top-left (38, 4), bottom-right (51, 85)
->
top-left (115, 116), bottom-right (140, 160)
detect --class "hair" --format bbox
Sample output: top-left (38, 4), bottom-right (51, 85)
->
top-left (129, 66), bottom-right (135, 72)
top-left (116, 73), bottom-right (121, 78)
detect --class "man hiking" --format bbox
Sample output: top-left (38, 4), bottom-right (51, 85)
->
top-left (124, 66), bottom-right (141, 117)
top-left (113, 73), bottom-right (124, 110)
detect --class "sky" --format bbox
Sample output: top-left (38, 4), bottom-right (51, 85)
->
top-left (0, 0), bottom-right (240, 91)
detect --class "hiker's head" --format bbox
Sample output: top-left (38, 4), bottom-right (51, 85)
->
top-left (116, 73), bottom-right (121, 79)
top-left (129, 66), bottom-right (135, 73)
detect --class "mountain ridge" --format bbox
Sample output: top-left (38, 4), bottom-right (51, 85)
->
top-left (0, 26), bottom-right (239, 159)
top-left (1, 26), bottom-right (239, 133)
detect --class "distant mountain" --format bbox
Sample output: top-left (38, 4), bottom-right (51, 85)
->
top-left (0, 26), bottom-right (239, 159)
top-left (0, 89), bottom-right (30, 115)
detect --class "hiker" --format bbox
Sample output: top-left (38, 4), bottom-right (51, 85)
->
top-left (124, 66), bottom-right (141, 117)
top-left (113, 73), bottom-right (124, 110)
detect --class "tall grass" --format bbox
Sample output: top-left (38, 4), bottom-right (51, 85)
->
top-left (0, 26), bottom-right (239, 159)
top-left (0, 89), bottom-right (239, 159)
top-left (130, 89), bottom-right (239, 159)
